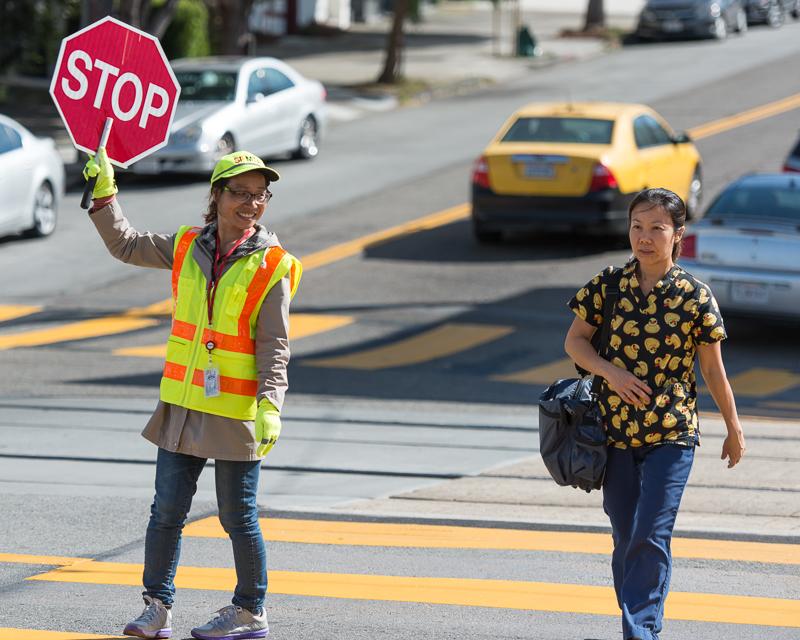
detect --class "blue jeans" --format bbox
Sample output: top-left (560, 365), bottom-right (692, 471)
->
top-left (142, 448), bottom-right (267, 612)
top-left (602, 443), bottom-right (695, 640)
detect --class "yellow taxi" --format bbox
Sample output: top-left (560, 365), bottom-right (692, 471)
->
top-left (471, 102), bottom-right (702, 242)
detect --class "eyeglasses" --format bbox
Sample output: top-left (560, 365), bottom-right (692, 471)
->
top-left (223, 186), bottom-right (272, 205)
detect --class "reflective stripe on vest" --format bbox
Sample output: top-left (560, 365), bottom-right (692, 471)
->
top-left (159, 225), bottom-right (301, 420)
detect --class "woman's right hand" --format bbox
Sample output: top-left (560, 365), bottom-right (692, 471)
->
top-left (603, 366), bottom-right (652, 408)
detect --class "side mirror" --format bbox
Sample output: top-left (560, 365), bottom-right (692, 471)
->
top-left (673, 131), bottom-right (691, 144)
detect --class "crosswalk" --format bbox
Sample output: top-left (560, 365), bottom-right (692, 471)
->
top-left (2, 516), bottom-right (799, 638)
top-left (1, 304), bottom-right (799, 411)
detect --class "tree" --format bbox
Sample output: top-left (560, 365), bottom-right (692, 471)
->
top-left (205, 0), bottom-right (256, 55)
top-left (116, 0), bottom-right (182, 39)
top-left (377, 0), bottom-right (409, 84)
top-left (583, 0), bottom-right (605, 31)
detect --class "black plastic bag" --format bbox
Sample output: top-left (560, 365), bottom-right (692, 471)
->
top-left (538, 377), bottom-right (608, 493)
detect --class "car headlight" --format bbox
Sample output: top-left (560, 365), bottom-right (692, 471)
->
top-left (171, 123), bottom-right (203, 145)
top-left (708, 3), bottom-right (721, 17)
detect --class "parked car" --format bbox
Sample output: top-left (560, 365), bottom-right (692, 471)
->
top-left (783, 134), bottom-right (800, 172)
top-left (470, 102), bottom-right (702, 242)
top-left (745, 0), bottom-right (800, 26)
top-left (680, 173), bottom-right (800, 318)
top-left (0, 114), bottom-right (64, 239)
top-left (636, 0), bottom-right (748, 40)
top-left (131, 56), bottom-right (327, 175)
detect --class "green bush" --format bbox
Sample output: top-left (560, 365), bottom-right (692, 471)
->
top-left (161, 0), bottom-right (210, 60)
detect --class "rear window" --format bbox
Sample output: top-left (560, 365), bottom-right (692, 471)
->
top-left (501, 117), bottom-right (614, 144)
top-left (791, 139), bottom-right (800, 157)
top-left (707, 184), bottom-right (800, 222)
top-left (176, 71), bottom-right (238, 101)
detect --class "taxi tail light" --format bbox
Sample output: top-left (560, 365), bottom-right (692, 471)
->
top-left (783, 163), bottom-right (800, 173)
top-left (681, 233), bottom-right (697, 259)
top-left (472, 155), bottom-right (490, 189)
top-left (589, 162), bottom-right (618, 191)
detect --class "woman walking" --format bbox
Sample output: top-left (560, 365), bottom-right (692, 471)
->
top-left (84, 149), bottom-right (301, 640)
top-left (564, 188), bottom-right (746, 640)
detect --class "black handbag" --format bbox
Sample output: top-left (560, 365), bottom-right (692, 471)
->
top-left (537, 273), bottom-right (620, 493)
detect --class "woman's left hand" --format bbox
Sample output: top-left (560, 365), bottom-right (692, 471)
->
top-left (721, 428), bottom-right (746, 468)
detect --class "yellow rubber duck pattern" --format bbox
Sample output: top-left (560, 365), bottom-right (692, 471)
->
top-left (568, 260), bottom-right (726, 449)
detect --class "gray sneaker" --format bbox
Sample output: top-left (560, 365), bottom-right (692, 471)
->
top-left (190, 605), bottom-right (269, 639)
top-left (123, 595), bottom-right (172, 639)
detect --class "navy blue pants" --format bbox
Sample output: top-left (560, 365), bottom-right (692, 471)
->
top-left (143, 448), bottom-right (267, 612)
top-left (603, 443), bottom-right (695, 640)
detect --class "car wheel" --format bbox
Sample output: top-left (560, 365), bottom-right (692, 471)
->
top-left (685, 166), bottom-right (703, 221)
top-left (735, 7), bottom-right (748, 33)
top-left (473, 221), bottom-right (503, 244)
top-left (293, 116), bottom-right (319, 160)
top-left (712, 16), bottom-right (728, 39)
top-left (766, 0), bottom-right (783, 26)
top-left (217, 132), bottom-right (235, 157)
top-left (24, 181), bottom-right (57, 238)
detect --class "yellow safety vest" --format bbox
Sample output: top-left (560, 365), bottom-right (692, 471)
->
top-left (160, 225), bottom-right (302, 420)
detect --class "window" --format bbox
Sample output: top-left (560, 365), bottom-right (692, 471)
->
top-left (501, 117), bottom-right (614, 144)
top-left (247, 68), bottom-right (294, 101)
top-left (176, 71), bottom-right (237, 102)
top-left (0, 124), bottom-right (22, 154)
top-left (708, 185), bottom-right (800, 222)
top-left (633, 116), bottom-right (658, 148)
top-left (643, 115), bottom-right (673, 146)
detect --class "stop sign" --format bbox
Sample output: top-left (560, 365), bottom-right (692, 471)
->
top-left (49, 16), bottom-right (180, 167)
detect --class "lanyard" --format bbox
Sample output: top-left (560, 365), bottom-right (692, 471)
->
top-left (206, 229), bottom-right (253, 345)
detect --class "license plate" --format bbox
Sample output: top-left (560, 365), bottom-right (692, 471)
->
top-left (134, 159), bottom-right (160, 174)
top-left (523, 163), bottom-right (555, 179)
top-left (731, 282), bottom-right (769, 305)
top-left (662, 19), bottom-right (683, 32)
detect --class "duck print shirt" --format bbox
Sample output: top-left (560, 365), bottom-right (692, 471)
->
top-left (568, 260), bottom-right (726, 449)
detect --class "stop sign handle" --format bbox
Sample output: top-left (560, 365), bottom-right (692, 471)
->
top-left (80, 117), bottom-right (114, 210)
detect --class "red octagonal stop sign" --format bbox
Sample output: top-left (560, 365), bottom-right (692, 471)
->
top-left (49, 16), bottom-right (180, 167)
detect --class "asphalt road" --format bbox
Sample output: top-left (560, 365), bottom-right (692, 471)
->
top-left (1, 22), bottom-right (799, 640)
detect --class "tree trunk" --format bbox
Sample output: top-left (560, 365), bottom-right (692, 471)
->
top-left (81, 0), bottom-right (114, 26)
top-left (377, 0), bottom-right (409, 84)
top-left (207, 0), bottom-right (255, 55)
top-left (583, 0), bottom-right (605, 30)
top-left (147, 0), bottom-right (182, 39)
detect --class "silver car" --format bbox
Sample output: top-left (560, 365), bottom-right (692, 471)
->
top-left (131, 56), bottom-right (327, 175)
top-left (680, 173), bottom-right (800, 318)
top-left (0, 114), bottom-right (65, 239)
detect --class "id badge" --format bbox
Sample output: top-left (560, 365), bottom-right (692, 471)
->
top-left (204, 366), bottom-right (220, 398)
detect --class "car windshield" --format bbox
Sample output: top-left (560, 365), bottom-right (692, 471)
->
top-left (707, 184), bottom-right (800, 223)
top-left (501, 117), bottom-right (614, 144)
top-left (176, 71), bottom-right (238, 102)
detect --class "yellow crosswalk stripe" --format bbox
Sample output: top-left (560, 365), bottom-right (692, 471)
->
top-left (307, 323), bottom-right (513, 370)
top-left (727, 368), bottom-right (800, 397)
top-left (0, 305), bottom-right (42, 323)
top-left (492, 357), bottom-right (575, 385)
top-left (112, 313), bottom-right (354, 357)
top-left (26, 560), bottom-right (800, 627)
top-left (183, 517), bottom-right (800, 566)
top-left (0, 630), bottom-right (123, 639)
top-left (0, 316), bottom-right (159, 351)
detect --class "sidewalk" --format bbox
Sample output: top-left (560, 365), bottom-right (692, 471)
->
top-left (0, 2), bottom-right (637, 170)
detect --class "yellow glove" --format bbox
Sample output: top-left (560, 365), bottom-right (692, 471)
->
top-left (82, 147), bottom-right (118, 199)
top-left (255, 399), bottom-right (281, 457)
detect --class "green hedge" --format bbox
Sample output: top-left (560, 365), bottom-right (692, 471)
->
top-left (160, 0), bottom-right (210, 60)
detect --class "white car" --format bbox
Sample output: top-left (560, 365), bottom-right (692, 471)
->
top-left (681, 173), bottom-right (800, 318)
top-left (0, 114), bottom-right (65, 239)
top-left (131, 56), bottom-right (327, 175)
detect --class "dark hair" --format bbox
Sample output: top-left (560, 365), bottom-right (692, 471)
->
top-left (627, 188), bottom-right (686, 260)
top-left (204, 178), bottom-right (229, 224)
